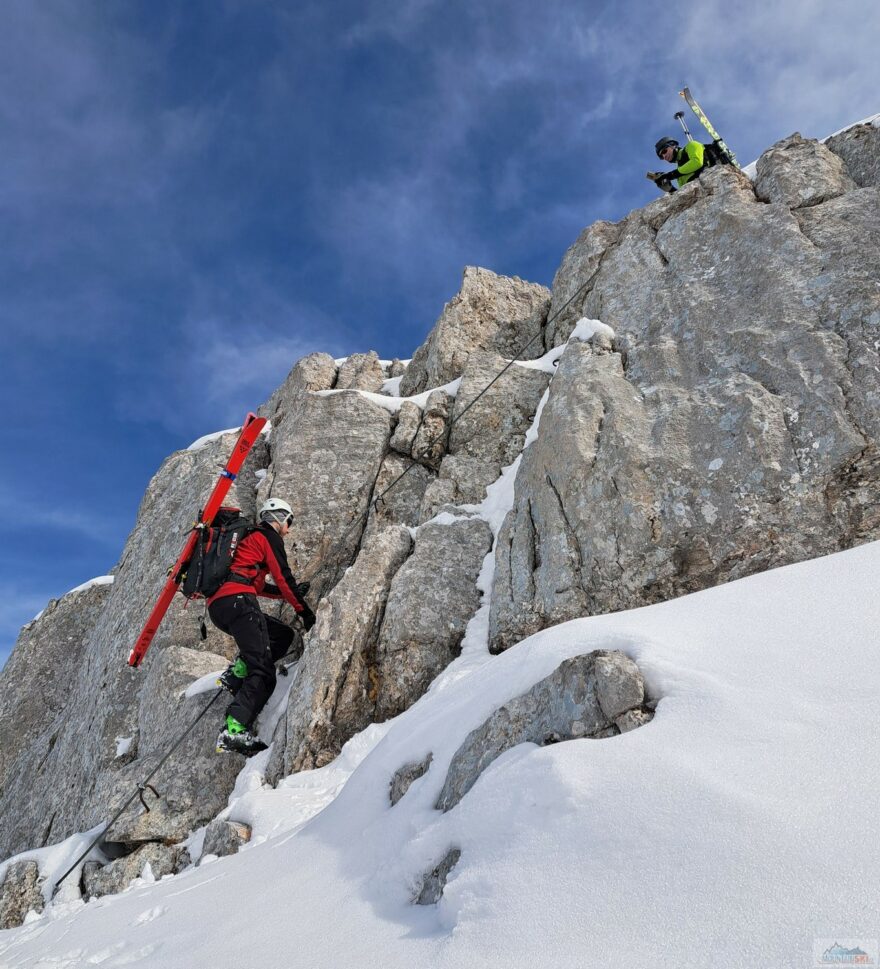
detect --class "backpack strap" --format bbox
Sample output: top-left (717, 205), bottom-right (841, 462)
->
top-left (228, 572), bottom-right (257, 587)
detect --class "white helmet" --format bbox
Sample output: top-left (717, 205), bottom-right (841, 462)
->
top-left (259, 497), bottom-right (293, 524)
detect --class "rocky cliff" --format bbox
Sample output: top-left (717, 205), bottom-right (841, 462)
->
top-left (1, 121), bottom-right (877, 919)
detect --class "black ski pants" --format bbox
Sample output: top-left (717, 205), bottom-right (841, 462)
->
top-left (208, 594), bottom-right (293, 729)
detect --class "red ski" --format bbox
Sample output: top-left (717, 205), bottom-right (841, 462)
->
top-left (127, 413), bottom-right (267, 667)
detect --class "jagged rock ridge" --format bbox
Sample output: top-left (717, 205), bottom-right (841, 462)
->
top-left (1, 120), bottom-right (878, 924)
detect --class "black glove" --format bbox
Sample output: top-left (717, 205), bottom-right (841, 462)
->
top-left (296, 580), bottom-right (311, 597)
top-left (646, 171), bottom-right (677, 193)
top-left (299, 603), bottom-right (316, 631)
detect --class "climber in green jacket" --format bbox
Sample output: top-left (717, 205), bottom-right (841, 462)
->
top-left (649, 137), bottom-right (707, 192)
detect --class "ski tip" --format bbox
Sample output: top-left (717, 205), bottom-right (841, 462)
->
top-left (241, 413), bottom-right (268, 436)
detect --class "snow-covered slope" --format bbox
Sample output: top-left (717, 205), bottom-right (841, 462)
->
top-left (3, 539), bottom-right (878, 969)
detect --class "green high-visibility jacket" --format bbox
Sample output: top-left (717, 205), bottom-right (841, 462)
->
top-left (671, 140), bottom-right (705, 186)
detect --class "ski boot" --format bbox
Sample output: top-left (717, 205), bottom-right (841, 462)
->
top-left (216, 658), bottom-right (248, 696)
top-left (216, 716), bottom-right (267, 757)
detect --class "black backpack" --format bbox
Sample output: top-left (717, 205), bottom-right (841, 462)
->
top-left (703, 140), bottom-right (734, 168)
top-left (181, 506), bottom-right (256, 600)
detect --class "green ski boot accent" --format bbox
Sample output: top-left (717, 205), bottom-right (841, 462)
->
top-left (217, 717), bottom-right (267, 756)
top-left (217, 659), bottom-right (249, 695)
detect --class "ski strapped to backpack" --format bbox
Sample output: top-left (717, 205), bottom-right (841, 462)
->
top-left (127, 413), bottom-right (267, 668)
top-left (647, 88), bottom-right (739, 191)
top-left (679, 86), bottom-right (739, 169)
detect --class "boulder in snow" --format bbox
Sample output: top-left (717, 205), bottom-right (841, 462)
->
top-left (0, 861), bottom-right (43, 930)
top-left (436, 650), bottom-right (651, 812)
top-left (414, 848), bottom-right (461, 905)
top-left (82, 843), bottom-right (189, 901)
top-left (201, 820), bottom-right (252, 860)
top-left (390, 753), bottom-right (433, 806)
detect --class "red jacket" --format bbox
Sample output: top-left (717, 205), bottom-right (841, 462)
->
top-left (208, 523), bottom-right (307, 613)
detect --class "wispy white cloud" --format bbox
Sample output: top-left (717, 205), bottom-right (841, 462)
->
top-left (340, 0), bottom-right (440, 46)
top-left (111, 269), bottom-right (352, 432)
top-left (0, 3), bottom-right (226, 356)
top-left (3, 0), bottom-right (879, 649)
top-left (674, 0), bottom-right (880, 140)
top-left (308, 1), bottom-right (624, 318)
top-left (0, 480), bottom-right (122, 547)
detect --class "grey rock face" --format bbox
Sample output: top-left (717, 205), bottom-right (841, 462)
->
top-left (103, 647), bottom-right (239, 845)
top-left (414, 848), bottom-right (461, 905)
top-left (421, 351), bottom-right (550, 514)
top-left (0, 428), bottom-right (264, 862)
top-left (374, 519), bottom-right (493, 721)
top-left (267, 527), bottom-right (413, 781)
top-left (492, 162), bottom-right (880, 651)
top-left (400, 266), bottom-right (551, 396)
top-left (390, 753), bottom-right (433, 806)
top-left (794, 187), bottom-right (880, 451)
top-left (594, 651), bottom-right (645, 719)
top-left (544, 220), bottom-right (623, 347)
top-left (201, 819), bottom-right (252, 860)
top-left (616, 708), bottom-right (654, 733)
top-left (437, 651), bottom-right (649, 812)
top-left (364, 453), bottom-right (435, 540)
top-left (336, 352), bottom-right (386, 392)
top-left (269, 390), bottom-right (393, 602)
top-left (0, 861), bottom-right (43, 930)
top-left (755, 132), bottom-right (856, 208)
top-left (5, 120), bottom-right (879, 884)
top-left (0, 581), bottom-right (111, 799)
top-left (449, 354), bottom-right (550, 469)
top-left (389, 401), bottom-right (422, 455)
top-left (410, 390), bottom-right (453, 469)
top-left (489, 342), bottom-right (613, 652)
top-left (82, 843), bottom-right (188, 901)
top-left (826, 122), bottom-right (880, 189)
top-left (260, 352), bottom-right (338, 421)
top-left (389, 389), bottom-right (454, 474)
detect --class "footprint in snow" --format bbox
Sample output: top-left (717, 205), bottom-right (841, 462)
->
top-left (85, 940), bottom-right (127, 963)
top-left (33, 949), bottom-right (86, 968)
top-left (104, 943), bottom-right (160, 966)
top-left (133, 906), bottom-right (165, 926)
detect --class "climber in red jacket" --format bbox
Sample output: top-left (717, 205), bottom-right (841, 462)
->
top-left (209, 497), bottom-right (316, 755)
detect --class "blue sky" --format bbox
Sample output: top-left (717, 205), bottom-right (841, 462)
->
top-left (2, 0), bottom-right (878, 669)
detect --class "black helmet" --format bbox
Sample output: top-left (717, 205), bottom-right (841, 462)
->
top-left (655, 136), bottom-right (679, 158)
